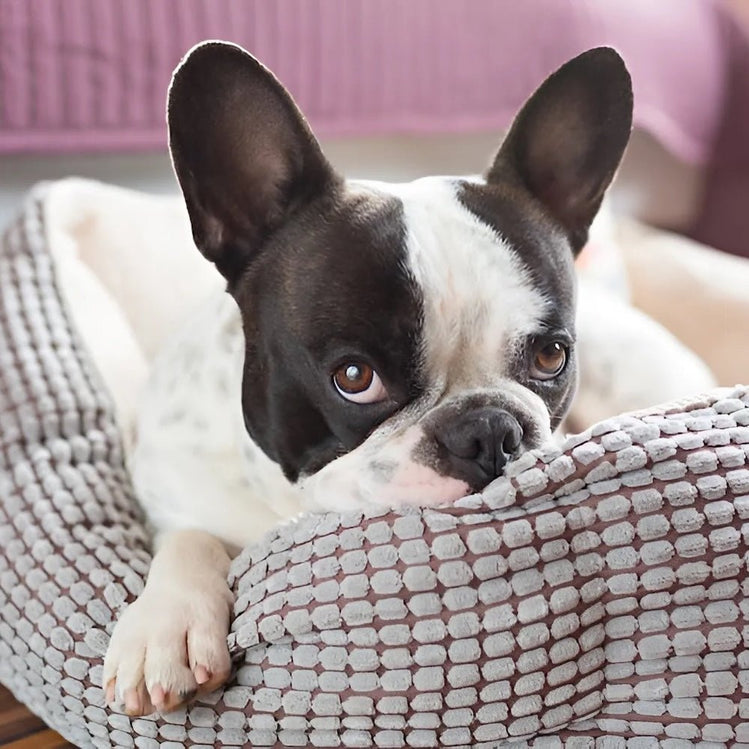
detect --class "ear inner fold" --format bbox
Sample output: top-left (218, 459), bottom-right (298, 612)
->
top-left (168, 42), bottom-right (338, 283)
top-left (488, 47), bottom-right (633, 253)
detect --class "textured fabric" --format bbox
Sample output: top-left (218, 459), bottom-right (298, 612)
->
top-left (0, 0), bottom-right (726, 162)
top-left (1, 187), bottom-right (748, 747)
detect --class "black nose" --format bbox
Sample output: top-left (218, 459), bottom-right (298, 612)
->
top-left (433, 407), bottom-right (523, 489)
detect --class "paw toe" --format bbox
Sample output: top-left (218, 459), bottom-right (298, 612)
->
top-left (187, 626), bottom-right (231, 693)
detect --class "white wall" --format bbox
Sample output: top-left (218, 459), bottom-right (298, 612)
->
top-left (0, 132), bottom-right (501, 233)
top-left (0, 129), bottom-right (702, 233)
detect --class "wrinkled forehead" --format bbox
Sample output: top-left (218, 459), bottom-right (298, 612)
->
top-left (355, 176), bottom-right (574, 387)
top-left (252, 184), bottom-right (421, 372)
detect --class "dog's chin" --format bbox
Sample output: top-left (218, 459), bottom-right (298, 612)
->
top-left (299, 461), bottom-right (472, 513)
top-left (375, 466), bottom-right (473, 508)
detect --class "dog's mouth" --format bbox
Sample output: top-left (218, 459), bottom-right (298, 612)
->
top-left (297, 399), bottom-right (552, 512)
top-left (432, 436), bottom-right (538, 495)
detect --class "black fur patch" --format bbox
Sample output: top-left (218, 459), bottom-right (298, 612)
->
top-left (234, 187), bottom-right (425, 481)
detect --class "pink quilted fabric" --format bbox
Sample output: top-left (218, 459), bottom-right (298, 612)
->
top-left (0, 0), bottom-right (725, 162)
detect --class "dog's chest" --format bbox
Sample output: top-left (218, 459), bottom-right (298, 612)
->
top-left (131, 292), bottom-right (303, 545)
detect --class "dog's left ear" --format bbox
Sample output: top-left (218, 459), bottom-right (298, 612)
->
top-left (168, 41), bottom-right (339, 283)
top-left (489, 47), bottom-right (633, 253)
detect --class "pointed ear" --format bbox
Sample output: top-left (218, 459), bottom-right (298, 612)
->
top-left (168, 42), bottom-right (339, 282)
top-left (488, 47), bottom-right (633, 253)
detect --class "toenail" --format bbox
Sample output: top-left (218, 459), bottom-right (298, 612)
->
top-left (124, 689), bottom-right (140, 714)
top-left (150, 683), bottom-right (166, 706)
top-left (194, 665), bottom-right (211, 685)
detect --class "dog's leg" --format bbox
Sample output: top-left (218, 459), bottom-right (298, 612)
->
top-left (101, 293), bottom-right (303, 716)
top-left (102, 529), bottom-right (233, 716)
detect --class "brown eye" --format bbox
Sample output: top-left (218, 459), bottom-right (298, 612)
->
top-left (531, 341), bottom-right (568, 380)
top-left (334, 363), bottom-right (373, 394)
top-left (332, 362), bottom-right (388, 404)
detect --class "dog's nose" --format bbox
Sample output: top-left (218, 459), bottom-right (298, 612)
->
top-left (434, 407), bottom-right (523, 488)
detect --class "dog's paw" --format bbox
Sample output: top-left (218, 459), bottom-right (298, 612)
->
top-left (103, 583), bottom-right (233, 716)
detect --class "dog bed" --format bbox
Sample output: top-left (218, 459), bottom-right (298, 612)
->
top-left (1, 186), bottom-right (747, 748)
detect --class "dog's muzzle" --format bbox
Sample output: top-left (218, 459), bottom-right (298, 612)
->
top-left (432, 406), bottom-right (523, 490)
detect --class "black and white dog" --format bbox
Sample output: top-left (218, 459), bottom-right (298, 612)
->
top-left (102, 42), bottom-right (671, 715)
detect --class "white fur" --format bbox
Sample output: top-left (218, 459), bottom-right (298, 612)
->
top-left (301, 380), bottom-right (553, 511)
top-left (570, 281), bottom-right (716, 429)
top-left (102, 176), bottom-right (564, 714)
top-left (102, 530), bottom-right (233, 714)
top-left (126, 177), bottom-right (555, 527)
top-left (131, 292), bottom-right (302, 550)
top-left (371, 177), bottom-right (549, 392)
top-left (303, 177), bottom-right (552, 501)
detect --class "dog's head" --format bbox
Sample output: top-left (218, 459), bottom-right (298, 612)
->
top-left (167, 42), bottom-right (632, 509)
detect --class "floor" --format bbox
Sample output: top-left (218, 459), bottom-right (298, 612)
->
top-left (0, 686), bottom-right (73, 749)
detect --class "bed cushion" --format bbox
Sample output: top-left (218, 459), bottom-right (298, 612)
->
top-left (1, 186), bottom-right (747, 747)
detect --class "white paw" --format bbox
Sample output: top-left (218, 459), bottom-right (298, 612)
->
top-left (103, 583), bottom-right (233, 716)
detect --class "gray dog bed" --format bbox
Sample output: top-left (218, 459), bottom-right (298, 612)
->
top-left (1, 189), bottom-right (747, 747)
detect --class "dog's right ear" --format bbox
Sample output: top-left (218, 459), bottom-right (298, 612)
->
top-left (168, 42), bottom-right (338, 283)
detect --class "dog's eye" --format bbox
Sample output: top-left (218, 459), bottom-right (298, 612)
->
top-left (530, 341), bottom-right (568, 380)
top-left (332, 363), bottom-right (388, 404)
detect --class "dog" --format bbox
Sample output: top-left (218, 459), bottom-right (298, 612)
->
top-left (101, 41), bottom-right (656, 716)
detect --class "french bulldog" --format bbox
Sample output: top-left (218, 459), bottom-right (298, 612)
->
top-left (103, 41), bottom-right (635, 716)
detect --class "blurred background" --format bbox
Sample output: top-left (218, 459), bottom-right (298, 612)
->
top-left (1, 0), bottom-right (749, 258)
